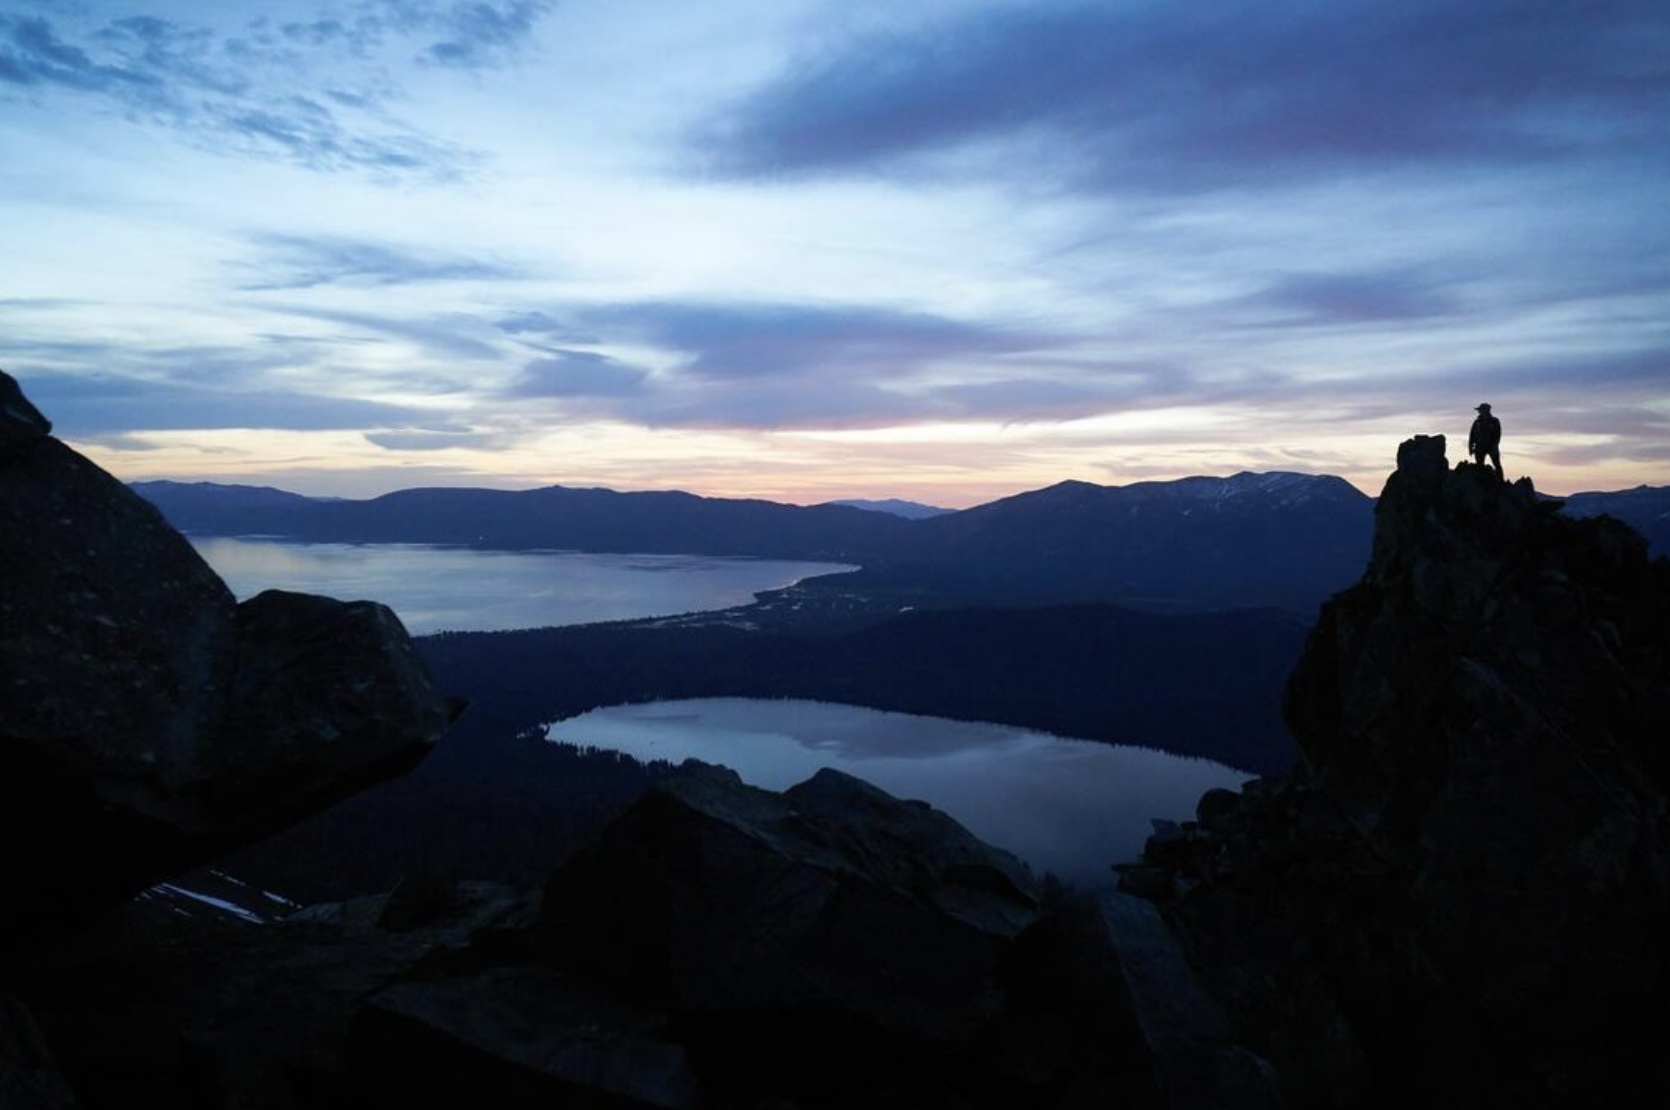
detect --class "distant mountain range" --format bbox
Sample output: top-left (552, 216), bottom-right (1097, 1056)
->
top-left (132, 473), bottom-right (1669, 614)
top-left (837, 472), bottom-right (1376, 611)
top-left (824, 498), bottom-right (952, 519)
top-left (130, 480), bottom-right (913, 563)
top-left (1556, 485), bottom-right (1670, 556)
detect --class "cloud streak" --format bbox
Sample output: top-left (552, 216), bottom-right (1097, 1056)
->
top-left (581, 301), bottom-right (1057, 380)
top-left (495, 299), bottom-right (1173, 428)
top-left (701, 0), bottom-right (1670, 191)
top-left (20, 371), bottom-right (424, 435)
top-left (239, 233), bottom-right (523, 290)
top-left (256, 304), bottom-right (504, 360)
top-left (1229, 269), bottom-right (1462, 327)
top-left (0, 2), bottom-right (555, 178)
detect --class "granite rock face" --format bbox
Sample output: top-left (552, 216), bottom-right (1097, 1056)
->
top-left (537, 764), bottom-right (1040, 1056)
top-left (1128, 435), bottom-right (1670, 1106)
top-left (0, 368), bottom-right (451, 949)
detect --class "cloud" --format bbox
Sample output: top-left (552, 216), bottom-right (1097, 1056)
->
top-left (257, 305), bottom-right (504, 360)
top-left (0, 3), bottom-right (559, 178)
top-left (497, 299), bottom-right (1196, 429)
top-left (0, 331), bottom-right (328, 384)
top-left (271, 2), bottom-right (554, 69)
top-left (0, 297), bottom-right (85, 312)
top-left (506, 350), bottom-right (650, 397)
top-left (1230, 268), bottom-right (1461, 327)
top-left (19, 371), bottom-right (425, 435)
top-left (77, 432), bottom-right (165, 452)
top-left (364, 427), bottom-right (505, 450)
top-left (701, 0), bottom-right (1670, 191)
top-left (583, 300), bottom-right (1055, 380)
top-left (410, 1), bottom-right (553, 70)
top-left (1476, 347), bottom-right (1670, 391)
top-left (239, 233), bottom-right (523, 290)
top-left (495, 310), bottom-right (599, 343)
top-left (214, 98), bottom-right (464, 177)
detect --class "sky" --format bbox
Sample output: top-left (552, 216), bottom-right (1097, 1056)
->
top-left (1, 0), bottom-right (1666, 505)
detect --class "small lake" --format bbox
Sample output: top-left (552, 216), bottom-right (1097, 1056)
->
top-left (544, 697), bottom-right (1248, 887)
top-left (189, 537), bottom-right (850, 635)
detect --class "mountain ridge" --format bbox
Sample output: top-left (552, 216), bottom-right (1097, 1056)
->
top-left (824, 497), bottom-right (952, 518)
top-left (131, 471), bottom-right (1668, 614)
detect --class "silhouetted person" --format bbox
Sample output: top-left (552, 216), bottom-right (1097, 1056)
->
top-left (1469, 402), bottom-right (1502, 475)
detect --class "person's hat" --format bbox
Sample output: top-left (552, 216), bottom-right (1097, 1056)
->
top-left (1475, 402), bottom-right (1491, 412)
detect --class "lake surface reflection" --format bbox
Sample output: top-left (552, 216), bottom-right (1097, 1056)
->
top-left (190, 537), bottom-right (849, 635)
top-left (545, 697), bottom-right (1248, 887)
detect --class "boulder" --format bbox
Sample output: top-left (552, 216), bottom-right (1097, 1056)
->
top-left (0, 369), bottom-right (451, 950)
top-left (537, 761), bottom-right (1040, 1098)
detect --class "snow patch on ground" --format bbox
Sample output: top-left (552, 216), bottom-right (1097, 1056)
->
top-left (153, 883), bottom-right (267, 924)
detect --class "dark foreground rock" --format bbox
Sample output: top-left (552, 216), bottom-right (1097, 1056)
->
top-left (0, 994), bottom-right (76, 1110)
top-left (350, 968), bottom-right (699, 1109)
top-left (534, 763), bottom-right (1047, 1105)
top-left (337, 763), bottom-right (1275, 1109)
top-left (18, 763), bottom-right (1283, 1109)
top-left (18, 881), bottom-right (536, 1109)
top-left (1126, 436), bottom-right (1670, 1106)
top-left (538, 764), bottom-right (1038, 1033)
top-left (0, 369), bottom-right (451, 950)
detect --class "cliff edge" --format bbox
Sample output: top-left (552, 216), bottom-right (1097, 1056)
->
top-left (1130, 435), bottom-right (1670, 1106)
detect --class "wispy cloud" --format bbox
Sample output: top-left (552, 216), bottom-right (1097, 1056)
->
top-left (489, 298), bottom-right (1138, 428)
top-left (700, 0), bottom-right (1670, 192)
top-left (257, 304), bottom-right (504, 360)
top-left (581, 301), bottom-right (1056, 380)
top-left (20, 371), bottom-right (424, 434)
top-left (239, 232), bottom-right (523, 290)
top-left (0, 3), bottom-right (554, 178)
top-left (364, 426), bottom-right (506, 450)
top-left (403, 0), bottom-right (553, 70)
top-left (495, 310), bottom-right (599, 344)
top-left (1226, 268), bottom-right (1463, 328)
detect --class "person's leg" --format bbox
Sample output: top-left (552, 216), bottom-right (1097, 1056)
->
top-left (1489, 447), bottom-right (1502, 475)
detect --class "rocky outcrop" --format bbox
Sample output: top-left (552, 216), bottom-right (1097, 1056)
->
top-left (521, 763), bottom-right (1282, 1107)
top-left (322, 763), bottom-right (1271, 1108)
top-left (1126, 436), bottom-right (1670, 1106)
top-left (536, 762), bottom-right (1040, 1100)
top-left (16, 760), bottom-right (1282, 1108)
top-left (0, 369), bottom-right (451, 949)
top-left (538, 763), bottom-right (1038, 1024)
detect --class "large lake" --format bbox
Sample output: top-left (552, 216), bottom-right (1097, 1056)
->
top-left (190, 537), bottom-right (849, 634)
top-left (545, 697), bottom-right (1247, 887)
